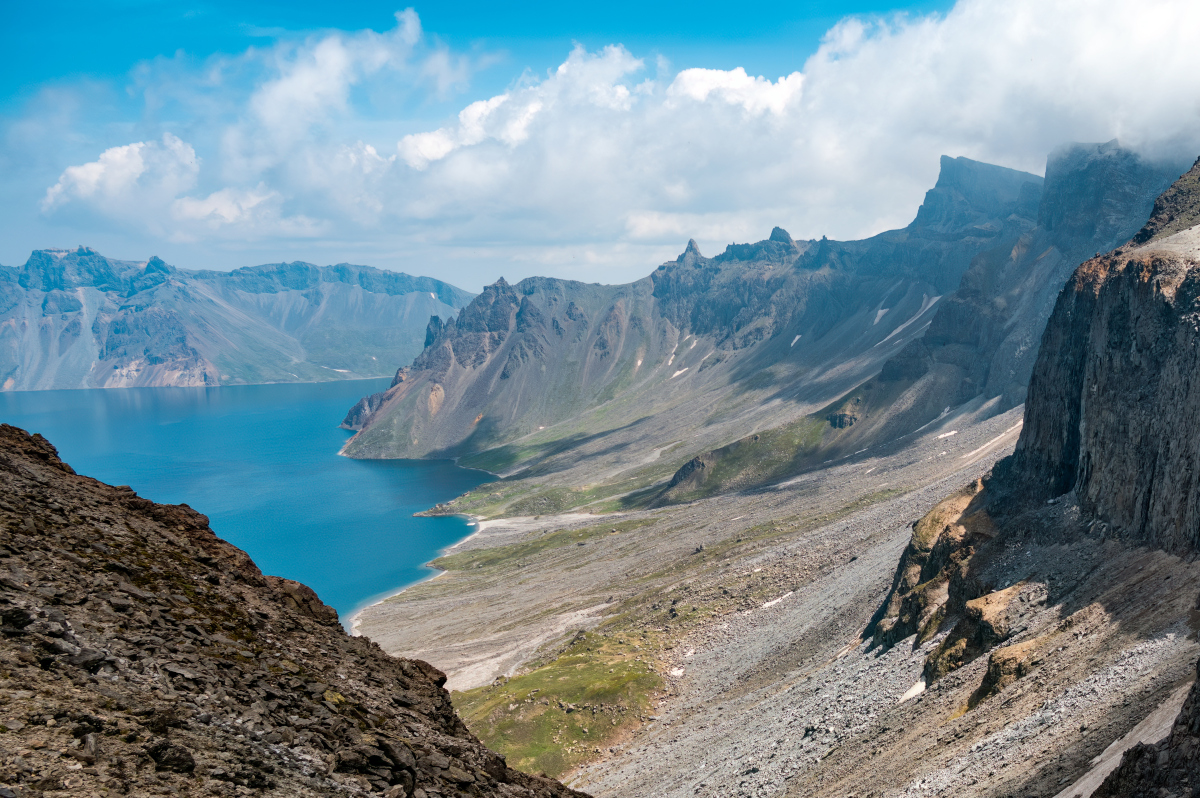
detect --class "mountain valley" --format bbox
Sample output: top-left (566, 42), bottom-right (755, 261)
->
top-left (345, 147), bottom-right (1200, 798)
top-left (3, 142), bottom-right (1199, 798)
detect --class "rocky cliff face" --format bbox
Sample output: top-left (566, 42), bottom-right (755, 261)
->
top-left (856, 141), bottom-right (1184, 426)
top-left (344, 156), bottom-right (1043, 466)
top-left (862, 155), bottom-right (1200, 798)
top-left (0, 423), bottom-right (582, 798)
top-left (0, 249), bottom-right (473, 390)
top-left (650, 142), bottom-right (1187, 504)
top-left (991, 155), bottom-right (1200, 554)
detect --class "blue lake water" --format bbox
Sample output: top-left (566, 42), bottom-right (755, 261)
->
top-left (0, 380), bottom-right (492, 621)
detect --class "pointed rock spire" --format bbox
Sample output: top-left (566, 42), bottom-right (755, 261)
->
top-left (769, 227), bottom-right (793, 244)
top-left (677, 239), bottom-right (704, 267)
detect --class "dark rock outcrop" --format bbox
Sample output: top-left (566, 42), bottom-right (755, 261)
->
top-left (1094, 657), bottom-right (1200, 797)
top-left (991, 155), bottom-right (1200, 554)
top-left (0, 424), bottom-right (584, 798)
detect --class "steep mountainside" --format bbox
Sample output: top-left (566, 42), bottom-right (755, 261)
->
top-left (990, 155), bottom-right (1200, 551)
top-left (0, 249), bottom-right (473, 390)
top-left (860, 154), bottom-right (1200, 798)
top-left (653, 142), bottom-right (1186, 503)
top-left (344, 156), bottom-right (1042, 491)
top-left (0, 424), bottom-right (581, 798)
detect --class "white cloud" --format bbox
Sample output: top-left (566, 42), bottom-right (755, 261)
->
top-left (42, 134), bottom-right (198, 214)
top-left (30, 0), bottom-right (1200, 289)
top-left (667, 67), bottom-right (803, 114)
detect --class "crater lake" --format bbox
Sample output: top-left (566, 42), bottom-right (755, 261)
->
top-left (0, 379), bottom-right (493, 622)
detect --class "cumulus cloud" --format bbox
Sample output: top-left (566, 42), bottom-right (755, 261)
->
top-left (42, 134), bottom-right (198, 215)
top-left (29, 0), bottom-right (1200, 288)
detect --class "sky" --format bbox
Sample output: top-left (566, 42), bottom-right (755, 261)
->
top-left (3, 0), bottom-right (1199, 291)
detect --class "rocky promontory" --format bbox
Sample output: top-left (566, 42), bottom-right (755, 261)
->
top-left (992, 155), bottom-right (1200, 553)
top-left (0, 424), bottom-right (584, 798)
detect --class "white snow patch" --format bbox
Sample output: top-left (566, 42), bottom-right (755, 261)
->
top-left (936, 430), bottom-right (958, 439)
top-left (875, 294), bottom-right (941, 346)
top-left (761, 591), bottom-right (793, 609)
top-left (874, 308), bottom-right (890, 324)
top-left (790, 335), bottom-right (801, 347)
top-left (899, 678), bottom-right (926, 703)
top-left (671, 368), bottom-right (689, 378)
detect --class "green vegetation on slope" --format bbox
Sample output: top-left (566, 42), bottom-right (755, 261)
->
top-left (454, 632), bottom-right (662, 779)
top-left (433, 519), bottom-right (654, 572)
top-left (441, 486), bottom-right (908, 778)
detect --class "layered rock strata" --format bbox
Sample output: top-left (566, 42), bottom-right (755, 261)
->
top-left (0, 424), bottom-right (582, 798)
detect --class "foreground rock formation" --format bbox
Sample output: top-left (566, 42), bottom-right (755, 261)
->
top-left (0, 424), bottom-right (582, 798)
top-left (0, 250), bottom-right (473, 390)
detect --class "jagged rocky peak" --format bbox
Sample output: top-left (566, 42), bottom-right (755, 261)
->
top-left (910, 154), bottom-right (1043, 232)
top-left (424, 315), bottom-right (445, 348)
top-left (1036, 139), bottom-right (1188, 245)
top-left (990, 154), bottom-right (1200, 554)
top-left (0, 423), bottom-right (584, 797)
top-left (768, 226), bottom-right (793, 244)
top-left (676, 239), bottom-right (704, 267)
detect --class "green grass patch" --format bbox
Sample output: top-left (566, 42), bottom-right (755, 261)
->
top-left (453, 631), bottom-right (663, 778)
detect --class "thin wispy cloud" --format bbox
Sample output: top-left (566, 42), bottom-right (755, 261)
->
top-left (11, 0), bottom-right (1200, 288)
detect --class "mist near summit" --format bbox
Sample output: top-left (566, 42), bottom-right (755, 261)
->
top-left (4, 0), bottom-right (1199, 288)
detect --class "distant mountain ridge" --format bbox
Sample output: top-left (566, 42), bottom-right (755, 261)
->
top-left (0, 248), bottom-right (474, 390)
top-left (342, 155), bottom-right (1044, 487)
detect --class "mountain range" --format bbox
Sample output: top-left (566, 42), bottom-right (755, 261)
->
top-left (343, 141), bottom-right (1184, 516)
top-left (6, 138), bottom-right (1200, 798)
top-left (0, 250), bottom-right (474, 390)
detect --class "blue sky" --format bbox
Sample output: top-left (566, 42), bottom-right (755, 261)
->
top-left (3, 0), bottom-right (1198, 290)
top-left (2, 0), bottom-right (949, 105)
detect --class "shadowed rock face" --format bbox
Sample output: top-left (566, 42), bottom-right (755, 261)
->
top-left (973, 155), bottom-right (1200, 798)
top-left (0, 249), bottom-right (473, 390)
top-left (344, 155), bottom-right (1044, 462)
top-left (1094, 657), bottom-right (1200, 797)
top-left (882, 141), bottom-right (1187, 414)
top-left (0, 423), bottom-right (584, 798)
top-left (652, 143), bottom-right (1187, 505)
top-left (992, 156), bottom-right (1200, 554)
